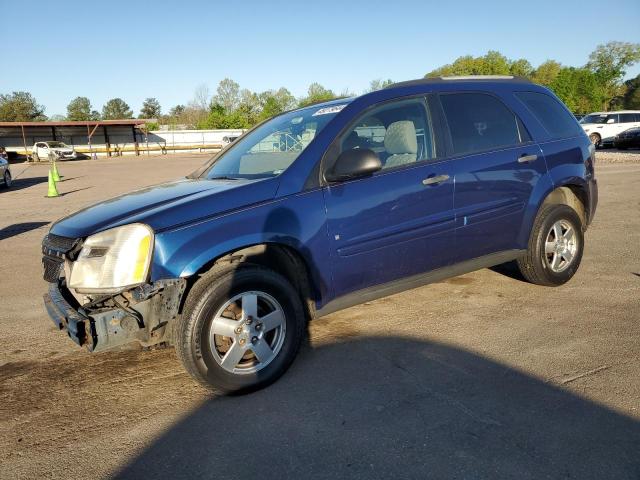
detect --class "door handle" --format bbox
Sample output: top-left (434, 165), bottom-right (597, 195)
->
top-left (518, 154), bottom-right (538, 164)
top-left (422, 174), bottom-right (450, 186)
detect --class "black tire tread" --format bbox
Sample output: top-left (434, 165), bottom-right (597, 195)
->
top-left (174, 262), bottom-right (304, 395)
top-left (517, 204), bottom-right (583, 287)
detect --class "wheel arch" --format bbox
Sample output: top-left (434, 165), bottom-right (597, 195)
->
top-left (182, 242), bottom-right (318, 320)
top-left (540, 184), bottom-right (588, 229)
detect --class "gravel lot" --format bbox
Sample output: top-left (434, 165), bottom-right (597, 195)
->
top-left (596, 148), bottom-right (640, 163)
top-left (1, 153), bottom-right (639, 479)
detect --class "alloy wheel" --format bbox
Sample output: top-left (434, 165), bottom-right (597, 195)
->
top-left (544, 220), bottom-right (578, 273)
top-left (208, 291), bottom-right (286, 375)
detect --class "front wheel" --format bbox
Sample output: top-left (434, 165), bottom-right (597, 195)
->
top-left (174, 263), bottom-right (305, 394)
top-left (1, 170), bottom-right (11, 189)
top-left (517, 204), bottom-right (584, 286)
top-left (588, 133), bottom-right (601, 148)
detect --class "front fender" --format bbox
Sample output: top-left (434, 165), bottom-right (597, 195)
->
top-left (151, 189), bottom-right (332, 304)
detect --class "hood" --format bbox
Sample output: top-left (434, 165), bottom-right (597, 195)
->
top-left (50, 176), bottom-right (279, 238)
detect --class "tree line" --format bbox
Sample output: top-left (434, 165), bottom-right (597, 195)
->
top-left (1, 41), bottom-right (638, 129)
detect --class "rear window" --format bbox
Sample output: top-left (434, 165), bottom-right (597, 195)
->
top-left (440, 93), bottom-right (523, 155)
top-left (516, 92), bottom-right (582, 139)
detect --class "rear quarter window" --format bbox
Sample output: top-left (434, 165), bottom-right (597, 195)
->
top-left (515, 91), bottom-right (582, 139)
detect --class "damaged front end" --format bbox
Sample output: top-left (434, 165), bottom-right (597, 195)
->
top-left (42, 232), bottom-right (185, 352)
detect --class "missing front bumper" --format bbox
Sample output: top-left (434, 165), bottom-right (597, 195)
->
top-left (43, 279), bottom-right (186, 352)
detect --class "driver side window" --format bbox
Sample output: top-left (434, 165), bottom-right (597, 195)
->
top-left (339, 98), bottom-right (435, 172)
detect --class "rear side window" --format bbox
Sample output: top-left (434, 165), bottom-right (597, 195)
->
top-left (440, 93), bottom-right (523, 155)
top-left (620, 113), bottom-right (639, 123)
top-left (516, 91), bottom-right (582, 139)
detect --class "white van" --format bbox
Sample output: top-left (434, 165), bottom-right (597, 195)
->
top-left (579, 111), bottom-right (640, 147)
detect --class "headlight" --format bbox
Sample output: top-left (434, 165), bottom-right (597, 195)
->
top-left (69, 224), bottom-right (154, 293)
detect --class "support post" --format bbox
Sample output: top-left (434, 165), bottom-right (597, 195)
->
top-left (132, 126), bottom-right (139, 156)
top-left (20, 124), bottom-right (29, 160)
top-left (51, 126), bottom-right (57, 141)
top-left (103, 126), bottom-right (111, 157)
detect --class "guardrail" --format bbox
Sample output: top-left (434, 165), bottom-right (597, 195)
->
top-left (12, 143), bottom-right (224, 159)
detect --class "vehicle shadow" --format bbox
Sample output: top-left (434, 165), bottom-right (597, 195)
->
top-left (4, 176), bottom-right (48, 192)
top-left (0, 221), bottom-right (49, 241)
top-left (489, 259), bottom-right (527, 282)
top-left (114, 335), bottom-right (639, 480)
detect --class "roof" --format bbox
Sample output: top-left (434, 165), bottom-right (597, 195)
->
top-left (0, 119), bottom-right (153, 127)
top-left (387, 75), bottom-right (532, 89)
top-left (584, 111), bottom-right (640, 115)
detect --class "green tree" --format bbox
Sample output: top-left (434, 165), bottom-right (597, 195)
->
top-left (425, 51), bottom-right (513, 77)
top-left (169, 104), bottom-right (186, 117)
top-left (257, 87), bottom-right (296, 120)
top-left (66, 96), bottom-right (93, 121)
top-left (532, 60), bottom-right (562, 86)
top-left (199, 103), bottom-right (231, 129)
top-left (299, 83), bottom-right (336, 107)
top-left (214, 78), bottom-right (241, 112)
top-left (622, 74), bottom-right (640, 109)
top-left (367, 79), bottom-right (394, 92)
top-left (586, 41), bottom-right (640, 109)
top-left (550, 67), bottom-right (603, 113)
top-left (139, 97), bottom-right (161, 119)
top-left (509, 58), bottom-right (534, 78)
top-left (0, 91), bottom-right (46, 121)
top-left (101, 98), bottom-right (133, 119)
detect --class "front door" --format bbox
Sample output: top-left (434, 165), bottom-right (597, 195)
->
top-left (322, 97), bottom-right (456, 299)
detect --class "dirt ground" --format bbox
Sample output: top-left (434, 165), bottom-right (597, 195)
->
top-left (0, 153), bottom-right (638, 479)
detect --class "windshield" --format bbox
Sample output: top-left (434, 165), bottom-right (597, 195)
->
top-left (579, 114), bottom-right (616, 124)
top-left (201, 103), bottom-right (347, 179)
top-left (46, 141), bottom-right (68, 148)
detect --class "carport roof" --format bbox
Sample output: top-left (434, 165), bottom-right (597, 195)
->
top-left (0, 119), bottom-right (153, 127)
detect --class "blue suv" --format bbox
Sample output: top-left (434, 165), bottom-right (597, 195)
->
top-left (43, 76), bottom-right (598, 394)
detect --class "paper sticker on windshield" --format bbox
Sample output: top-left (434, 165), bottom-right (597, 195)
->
top-left (312, 104), bottom-right (347, 116)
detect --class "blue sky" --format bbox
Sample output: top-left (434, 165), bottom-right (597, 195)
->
top-left (2, 0), bottom-right (639, 116)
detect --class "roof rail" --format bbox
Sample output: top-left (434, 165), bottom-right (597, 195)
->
top-left (386, 75), bottom-right (532, 89)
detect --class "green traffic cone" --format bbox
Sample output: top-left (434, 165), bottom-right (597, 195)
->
top-left (52, 160), bottom-right (61, 182)
top-left (46, 169), bottom-right (59, 198)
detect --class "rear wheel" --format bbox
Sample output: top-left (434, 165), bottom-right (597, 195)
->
top-left (174, 263), bottom-right (305, 394)
top-left (517, 204), bottom-right (584, 286)
top-left (588, 133), bottom-right (601, 148)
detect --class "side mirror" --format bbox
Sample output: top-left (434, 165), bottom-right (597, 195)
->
top-left (607, 118), bottom-right (615, 124)
top-left (326, 148), bottom-right (382, 182)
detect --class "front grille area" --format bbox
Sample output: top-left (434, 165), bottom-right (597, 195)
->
top-left (43, 256), bottom-right (63, 283)
top-left (42, 233), bottom-right (80, 282)
top-left (43, 233), bottom-right (78, 253)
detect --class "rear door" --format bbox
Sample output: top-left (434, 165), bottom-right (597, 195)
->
top-left (620, 113), bottom-right (640, 133)
top-left (322, 96), bottom-right (456, 298)
top-left (437, 92), bottom-right (547, 261)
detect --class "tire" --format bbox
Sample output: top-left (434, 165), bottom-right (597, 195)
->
top-left (32, 152), bottom-right (40, 162)
top-left (1, 170), bottom-right (10, 189)
top-left (588, 133), bottom-right (601, 148)
top-left (517, 204), bottom-right (584, 287)
top-left (174, 263), bottom-right (305, 395)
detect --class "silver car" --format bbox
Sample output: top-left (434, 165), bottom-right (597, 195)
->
top-left (0, 155), bottom-right (11, 189)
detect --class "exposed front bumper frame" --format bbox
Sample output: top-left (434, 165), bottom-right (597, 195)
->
top-left (44, 279), bottom-right (186, 352)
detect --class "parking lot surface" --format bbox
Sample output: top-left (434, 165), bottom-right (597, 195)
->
top-left (1, 153), bottom-right (639, 479)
